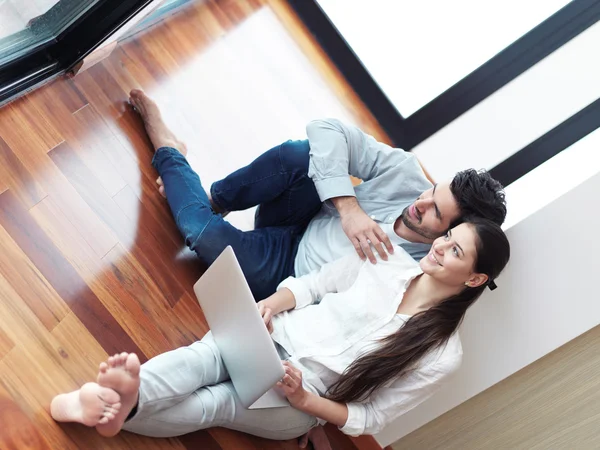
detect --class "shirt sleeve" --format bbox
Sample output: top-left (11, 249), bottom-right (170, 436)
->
top-left (306, 118), bottom-right (412, 202)
top-left (339, 354), bottom-right (462, 436)
top-left (276, 253), bottom-right (363, 309)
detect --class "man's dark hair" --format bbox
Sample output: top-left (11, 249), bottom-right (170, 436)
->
top-left (449, 169), bottom-right (506, 227)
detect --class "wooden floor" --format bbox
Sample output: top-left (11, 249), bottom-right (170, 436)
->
top-left (0, 0), bottom-right (389, 449)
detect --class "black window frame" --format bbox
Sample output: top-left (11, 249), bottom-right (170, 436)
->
top-left (0, 0), bottom-right (154, 104)
top-left (288, 0), bottom-right (600, 185)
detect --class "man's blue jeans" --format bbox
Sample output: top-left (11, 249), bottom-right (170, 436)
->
top-left (152, 140), bottom-right (321, 300)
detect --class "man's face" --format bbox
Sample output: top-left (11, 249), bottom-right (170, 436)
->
top-left (400, 182), bottom-right (460, 240)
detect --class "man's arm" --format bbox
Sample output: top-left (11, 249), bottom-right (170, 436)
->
top-left (306, 119), bottom-right (408, 263)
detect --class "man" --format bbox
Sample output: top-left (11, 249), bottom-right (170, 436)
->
top-left (129, 89), bottom-right (506, 302)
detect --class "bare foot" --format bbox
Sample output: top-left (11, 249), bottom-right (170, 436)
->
top-left (95, 352), bottom-right (141, 437)
top-left (51, 382), bottom-right (121, 427)
top-left (129, 89), bottom-right (188, 156)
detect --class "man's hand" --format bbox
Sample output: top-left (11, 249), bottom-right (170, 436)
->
top-left (257, 301), bottom-right (273, 334)
top-left (333, 197), bottom-right (394, 263)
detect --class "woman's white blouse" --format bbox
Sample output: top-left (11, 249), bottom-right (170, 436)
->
top-left (271, 249), bottom-right (463, 436)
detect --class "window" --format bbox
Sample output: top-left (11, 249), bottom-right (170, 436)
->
top-left (316, 0), bottom-right (571, 117)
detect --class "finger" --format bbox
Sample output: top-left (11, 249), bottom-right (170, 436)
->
top-left (284, 374), bottom-right (299, 389)
top-left (367, 231), bottom-right (387, 261)
top-left (257, 303), bottom-right (264, 314)
top-left (360, 237), bottom-right (377, 264)
top-left (267, 321), bottom-right (273, 334)
top-left (263, 309), bottom-right (272, 326)
top-left (285, 367), bottom-right (301, 384)
top-left (351, 237), bottom-right (366, 260)
top-left (375, 226), bottom-right (394, 254)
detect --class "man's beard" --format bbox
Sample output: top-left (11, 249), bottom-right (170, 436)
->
top-left (400, 206), bottom-right (440, 241)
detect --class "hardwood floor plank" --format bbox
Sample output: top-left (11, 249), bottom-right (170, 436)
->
top-left (0, 97), bottom-right (63, 155)
top-left (30, 197), bottom-right (169, 358)
top-left (0, 136), bottom-right (46, 208)
top-left (113, 184), bottom-right (200, 293)
top-left (63, 105), bottom-right (129, 197)
top-left (0, 325), bottom-right (14, 360)
top-left (0, 219), bottom-right (69, 331)
top-left (0, 382), bottom-right (52, 450)
top-left (49, 141), bottom-right (185, 307)
top-left (102, 244), bottom-right (201, 350)
top-left (31, 196), bottom-right (203, 355)
top-left (178, 431), bottom-right (223, 450)
top-left (0, 189), bottom-right (142, 357)
top-left (324, 423), bottom-right (359, 450)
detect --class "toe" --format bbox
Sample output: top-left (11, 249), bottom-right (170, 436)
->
top-left (98, 416), bottom-right (109, 425)
top-left (98, 387), bottom-right (120, 405)
top-left (159, 186), bottom-right (165, 197)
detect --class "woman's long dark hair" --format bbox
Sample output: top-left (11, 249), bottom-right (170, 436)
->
top-left (327, 217), bottom-right (510, 403)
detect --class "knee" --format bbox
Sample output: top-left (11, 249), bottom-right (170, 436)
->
top-left (278, 140), bottom-right (310, 174)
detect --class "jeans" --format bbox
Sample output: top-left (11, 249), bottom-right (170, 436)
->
top-left (122, 333), bottom-right (317, 439)
top-left (152, 139), bottom-right (321, 300)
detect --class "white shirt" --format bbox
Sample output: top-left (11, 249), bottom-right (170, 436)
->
top-left (294, 118), bottom-right (432, 276)
top-left (271, 249), bottom-right (463, 436)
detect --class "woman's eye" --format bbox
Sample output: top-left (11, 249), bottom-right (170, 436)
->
top-left (453, 247), bottom-right (459, 257)
top-left (444, 233), bottom-right (449, 241)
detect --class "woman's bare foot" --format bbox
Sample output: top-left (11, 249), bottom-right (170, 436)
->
top-left (129, 89), bottom-right (188, 156)
top-left (95, 352), bottom-right (141, 437)
top-left (50, 382), bottom-right (121, 426)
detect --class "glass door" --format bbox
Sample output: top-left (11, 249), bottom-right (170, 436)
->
top-left (0, 0), bottom-right (100, 66)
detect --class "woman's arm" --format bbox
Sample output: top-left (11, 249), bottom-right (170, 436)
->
top-left (278, 361), bottom-right (348, 427)
top-left (259, 287), bottom-right (296, 316)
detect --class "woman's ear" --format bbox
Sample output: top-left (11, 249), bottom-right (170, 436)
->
top-left (466, 273), bottom-right (489, 288)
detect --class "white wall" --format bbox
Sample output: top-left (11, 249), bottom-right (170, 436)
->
top-left (376, 130), bottom-right (600, 446)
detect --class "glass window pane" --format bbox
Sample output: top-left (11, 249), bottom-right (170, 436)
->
top-left (0, 0), bottom-right (100, 66)
top-left (316, 0), bottom-right (572, 117)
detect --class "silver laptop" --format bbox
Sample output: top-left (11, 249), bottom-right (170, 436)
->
top-left (193, 246), bottom-right (289, 409)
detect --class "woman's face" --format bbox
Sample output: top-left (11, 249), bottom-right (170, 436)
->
top-left (420, 223), bottom-right (488, 288)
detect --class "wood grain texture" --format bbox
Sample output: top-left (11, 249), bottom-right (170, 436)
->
top-left (392, 325), bottom-right (600, 450)
top-left (0, 0), bottom-right (389, 448)
top-left (0, 382), bottom-right (51, 450)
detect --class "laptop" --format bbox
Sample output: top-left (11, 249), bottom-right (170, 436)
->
top-left (193, 246), bottom-right (290, 409)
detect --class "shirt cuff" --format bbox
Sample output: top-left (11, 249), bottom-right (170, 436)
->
top-left (339, 402), bottom-right (366, 436)
top-left (313, 175), bottom-right (355, 202)
top-left (276, 277), bottom-right (313, 309)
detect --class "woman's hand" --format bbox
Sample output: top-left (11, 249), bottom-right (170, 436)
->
top-left (257, 301), bottom-right (273, 334)
top-left (277, 361), bottom-right (310, 408)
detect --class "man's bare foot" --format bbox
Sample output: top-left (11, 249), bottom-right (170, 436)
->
top-left (95, 352), bottom-right (141, 437)
top-left (129, 89), bottom-right (188, 156)
top-left (50, 382), bottom-right (121, 426)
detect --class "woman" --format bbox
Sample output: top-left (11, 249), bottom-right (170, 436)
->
top-left (50, 217), bottom-right (510, 440)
